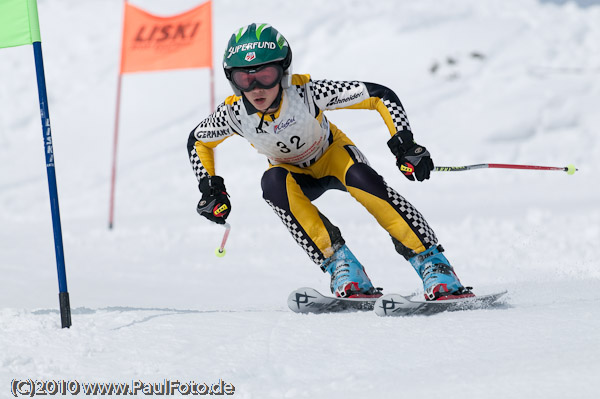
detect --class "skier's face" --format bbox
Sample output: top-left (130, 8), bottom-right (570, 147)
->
top-left (244, 83), bottom-right (281, 113)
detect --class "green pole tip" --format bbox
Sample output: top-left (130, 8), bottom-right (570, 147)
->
top-left (215, 247), bottom-right (226, 257)
top-left (566, 164), bottom-right (577, 175)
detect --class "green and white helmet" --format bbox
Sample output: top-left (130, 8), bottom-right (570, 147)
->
top-left (223, 23), bottom-right (292, 95)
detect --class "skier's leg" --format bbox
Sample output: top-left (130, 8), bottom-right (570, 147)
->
top-left (261, 165), bottom-right (344, 264)
top-left (316, 126), bottom-right (470, 299)
top-left (261, 165), bottom-right (378, 297)
top-left (344, 162), bottom-right (472, 299)
top-left (346, 162), bottom-right (436, 254)
top-left (311, 127), bottom-right (435, 256)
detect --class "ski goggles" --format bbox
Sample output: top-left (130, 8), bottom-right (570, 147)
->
top-left (230, 64), bottom-right (283, 92)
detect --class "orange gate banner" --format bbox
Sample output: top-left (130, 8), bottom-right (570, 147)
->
top-left (120, 1), bottom-right (212, 74)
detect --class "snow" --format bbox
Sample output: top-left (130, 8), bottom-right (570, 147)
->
top-left (1, 0), bottom-right (599, 397)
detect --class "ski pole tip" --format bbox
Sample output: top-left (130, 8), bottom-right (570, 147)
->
top-left (215, 247), bottom-right (226, 257)
top-left (566, 164), bottom-right (577, 175)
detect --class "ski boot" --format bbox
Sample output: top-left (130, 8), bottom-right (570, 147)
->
top-left (322, 244), bottom-right (382, 298)
top-left (409, 245), bottom-right (474, 301)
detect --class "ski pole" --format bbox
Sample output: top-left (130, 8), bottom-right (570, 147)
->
top-left (433, 163), bottom-right (578, 175)
top-left (215, 222), bottom-right (231, 258)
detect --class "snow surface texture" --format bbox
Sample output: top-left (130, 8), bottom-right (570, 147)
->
top-left (1, 0), bottom-right (599, 397)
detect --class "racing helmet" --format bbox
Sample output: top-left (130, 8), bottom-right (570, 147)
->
top-left (223, 23), bottom-right (292, 95)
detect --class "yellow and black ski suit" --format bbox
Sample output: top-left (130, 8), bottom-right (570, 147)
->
top-left (187, 74), bottom-right (437, 266)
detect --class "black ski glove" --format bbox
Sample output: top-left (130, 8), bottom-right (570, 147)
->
top-left (197, 175), bottom-right (231, 224)
top-left (387, 131), bottom-right (434, 182)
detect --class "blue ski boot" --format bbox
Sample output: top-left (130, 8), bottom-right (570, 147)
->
top-left (322, 244), bottom-right (382, 298)
top-left (409, 245), bottom-right (474, 301)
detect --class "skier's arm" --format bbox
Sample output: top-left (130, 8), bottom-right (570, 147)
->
top-left (187, 98), bottom-right (238, 185)
top-left (310, 79), bottom-right (411, 138)
top-left (187, 98), bottom-right (240, 223)
top-left (187, 135), bottom-right (228, 182)
top-left (310, 78), bottom-right (433, 182)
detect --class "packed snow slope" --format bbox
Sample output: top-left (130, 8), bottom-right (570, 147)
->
top-left (1, 0), bottom-right (599, 398)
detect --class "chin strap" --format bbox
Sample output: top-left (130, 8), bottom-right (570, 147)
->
top-left (257, 111), bottom-right (267, 131)
top-left (257, 86), bottom-right (284, 131)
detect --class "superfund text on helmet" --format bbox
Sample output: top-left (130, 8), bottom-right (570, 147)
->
top-left (223, 23), bottom-right (292, 95)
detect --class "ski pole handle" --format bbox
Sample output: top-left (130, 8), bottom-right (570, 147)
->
top-left (215, 222), bottom-right (231, 257)
top-left (434, 163), bottom-right (578, 175)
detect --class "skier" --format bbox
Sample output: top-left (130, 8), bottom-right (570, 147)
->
top-left (187, 23), bottom-right (474, 300)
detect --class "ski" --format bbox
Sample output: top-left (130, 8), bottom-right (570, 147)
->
top-left (374, 290), bottom-right (508, 317)
top-left (287, 287), bottom-right (377, 314)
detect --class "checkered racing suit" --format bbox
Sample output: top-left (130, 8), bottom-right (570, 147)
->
top-left (187, 74), bottom-right (438, 266)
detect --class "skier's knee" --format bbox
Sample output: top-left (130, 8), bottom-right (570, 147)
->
top-left (345, 163), bottom-right (388, 199)
top-left (261, 167), bottom-right (289, 206)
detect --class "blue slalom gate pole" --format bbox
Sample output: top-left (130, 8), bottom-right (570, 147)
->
top-left (32, 41), bottom-right (72, 328)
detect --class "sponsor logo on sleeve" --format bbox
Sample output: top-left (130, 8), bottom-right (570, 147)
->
top-left (196, 129), bottom-right (229, 140)
top-left (326, 92), bottom-right (363, 107)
